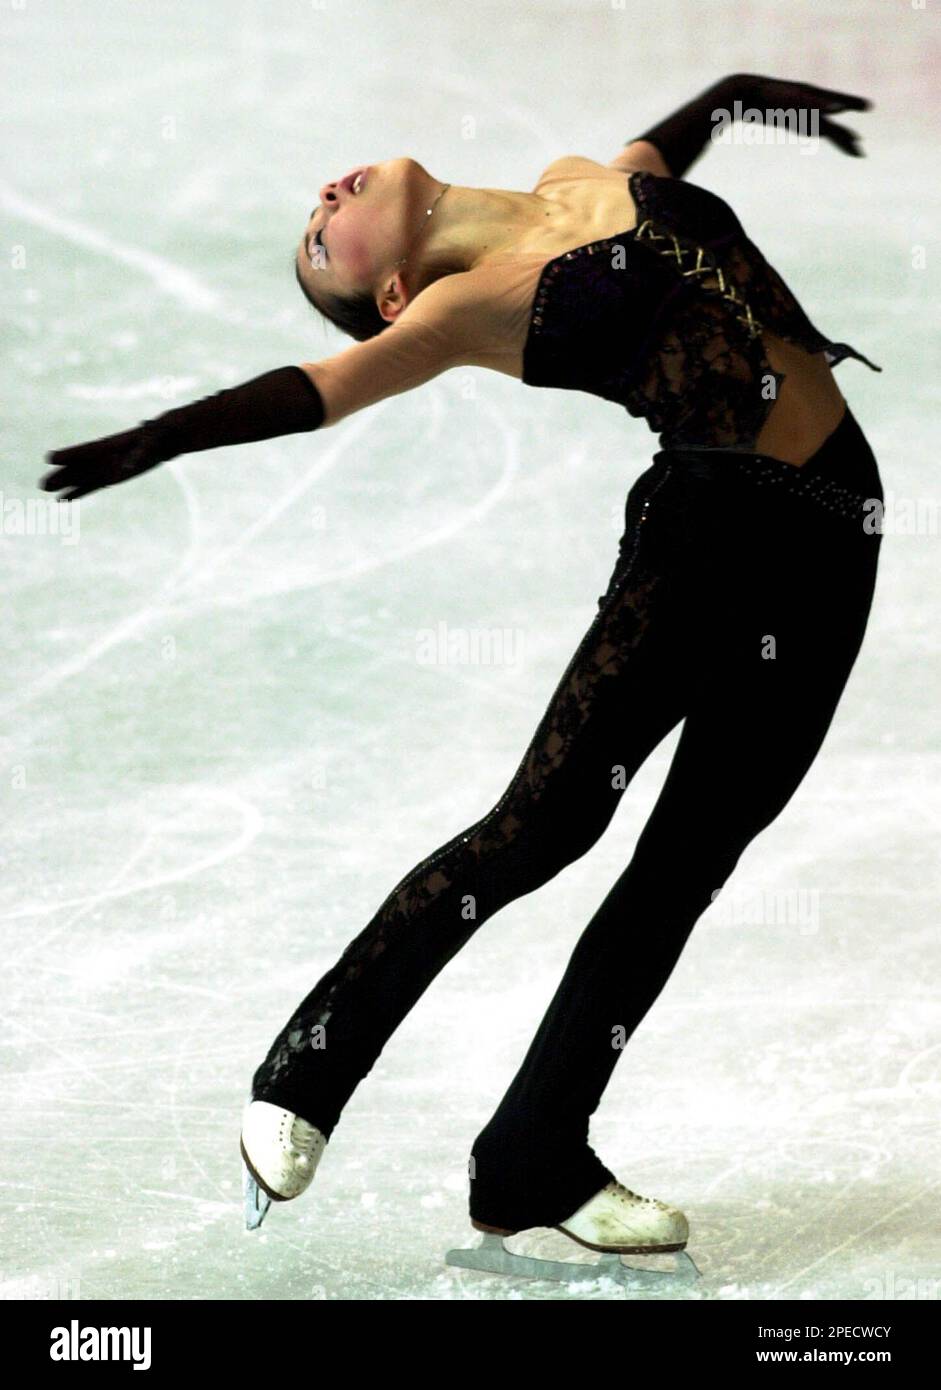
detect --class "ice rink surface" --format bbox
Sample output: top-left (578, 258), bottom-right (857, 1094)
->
top-left (2, 0), bottom-right (939, 1300)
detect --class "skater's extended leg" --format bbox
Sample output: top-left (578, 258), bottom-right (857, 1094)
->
top-left (471, 425), bottom-right (885, 1230)
top-left (249, 463), bottom-right (699, 1139)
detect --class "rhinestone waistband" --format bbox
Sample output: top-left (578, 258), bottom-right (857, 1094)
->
top-left (650, 446), bottom-right (882, 528)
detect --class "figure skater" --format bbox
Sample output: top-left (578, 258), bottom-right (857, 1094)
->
top-left (41, 74), bottom-right (884, 1278)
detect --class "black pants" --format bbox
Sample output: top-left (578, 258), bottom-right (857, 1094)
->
top-left (251, 404), bottom-right (884, 1233)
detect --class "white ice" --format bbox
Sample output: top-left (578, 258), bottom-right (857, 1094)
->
top-left (2, 0), bottom-right (939, 1301)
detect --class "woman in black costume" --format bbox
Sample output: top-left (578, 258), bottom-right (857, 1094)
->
top-left (41, 75), bottom-right (883, 1260)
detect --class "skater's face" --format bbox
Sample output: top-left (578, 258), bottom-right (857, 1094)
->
top-left (296, 156), bottom-right (425, 325)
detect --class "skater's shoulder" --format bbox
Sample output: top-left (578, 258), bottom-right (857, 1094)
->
top-left (399, 267), bottom-right (501, 344)
top-left (298, 271), bottom-right (502, 426)
top-left (299, 234), bottom-right (602, 422)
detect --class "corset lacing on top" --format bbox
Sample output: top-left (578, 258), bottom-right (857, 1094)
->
top-left (635, 219), bottom-right (882, 524)
top-left (634, 216), bottom-right (764, 340)
top-left (524, 170), bottom-right (884, 525)
top-left (525, 171), bottom-right (881, 448)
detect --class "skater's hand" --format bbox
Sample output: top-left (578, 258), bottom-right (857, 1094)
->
top-left (40, 365), bottom-right (328, 501)
top-left (39, 423), bottom-right (169, 501)
top-left (731, 74), bottom-right (873, 156)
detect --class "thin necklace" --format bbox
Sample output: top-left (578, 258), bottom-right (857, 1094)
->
top-left (393, 181), bottom-right (451, 269)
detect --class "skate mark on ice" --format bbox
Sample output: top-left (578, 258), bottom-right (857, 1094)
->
top-left (4, 788), bottom-right (263, 929)
top-left (159, 412), bottom-right (376, 602)
top-left (168, 995), bottom-right (243, 1209)
top-left (897, 1040), bottom-right (941, 1098)
top-left (5, 1015), bottom-right (159, 1198)
top-left (775, 1175), bottom-right (941, 1296)
top-left (0, 460), bottom-right (204, 717)
top-left (0, 179), bottom-right (223, 313)
top-left (163, 397), bottom-right (519, 613)
top-left (12, 826), bottom-right (160, 966)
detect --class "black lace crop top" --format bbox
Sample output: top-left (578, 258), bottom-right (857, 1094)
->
top-left (521, 170), bottom-right (882, 452)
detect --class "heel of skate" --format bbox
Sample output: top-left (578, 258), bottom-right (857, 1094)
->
top-left (470, 1217), bottom-right (517, 1236)
top-left (448, 1179), bottom-right (701, 1288)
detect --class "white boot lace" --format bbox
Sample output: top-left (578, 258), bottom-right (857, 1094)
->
top-left (608, 1179), bottom-right (657, 1208)
top-left (288, 1115), bottom-right (321, 1171)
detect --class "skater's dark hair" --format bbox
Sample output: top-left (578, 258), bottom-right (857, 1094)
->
top-left (294, 259), bottom-right (389, 343)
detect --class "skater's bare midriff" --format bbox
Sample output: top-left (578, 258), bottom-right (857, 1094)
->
top-left (460, 156), bottom-right (848, 469)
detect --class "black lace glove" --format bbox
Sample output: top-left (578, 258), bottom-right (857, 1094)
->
top-left (40, 365), bottom-right (325, 501)
top-left (632, 73), bottom-right (873, 177)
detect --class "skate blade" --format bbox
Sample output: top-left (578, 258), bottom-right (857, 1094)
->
top-left (445, 1232), bottom-right (701, 1289)
top-left (242, 1159), bottom-right (272, 1231)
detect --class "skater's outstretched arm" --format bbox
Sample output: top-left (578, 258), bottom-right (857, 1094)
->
top-left (38, 273), bottom-right (477, 501)
top-left (609, 74), bottom-right (873, 180)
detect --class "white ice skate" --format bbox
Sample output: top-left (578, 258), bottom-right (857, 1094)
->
top-left (446, 1179), bottom-right (700, 1289)
top-left (240, 1099), bottom-right (327, 1231)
